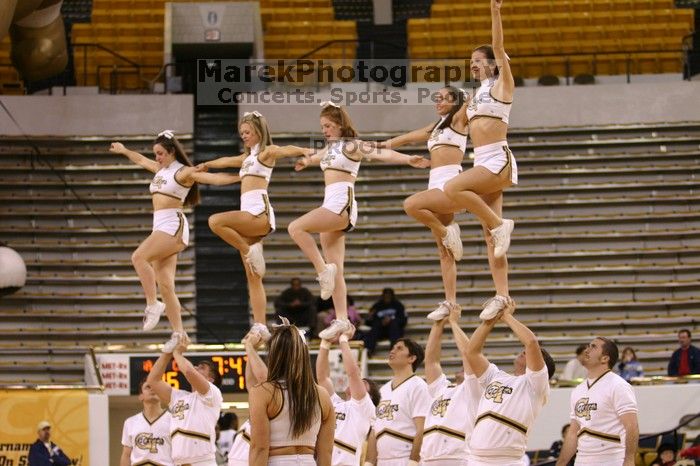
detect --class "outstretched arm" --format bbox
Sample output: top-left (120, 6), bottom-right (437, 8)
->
top-left (146, 351), bottom-right (174, 405)
top-left (377, 122), bottom-right (435, 148)
top-left (361, 142), bottom-right (430, 168)
top-left (490, 0), bottom-right (515, 101)
top-left (109, 142), bottom-right (160, 173)
top-left (172, 341), bottom-right (212, 396)
top-left (424, 320), bottom-right (446, 384)
top-left (501, 308), bottom-right (545, 372)
top-left (244, 333), bottom-right (269, 386)
top-left (448, 307), bottom-right (474, 376)
top-left (466, 318), bottom-right (497, 378)
top-left (202, 153), bottom-right (246, 169)
top-left (295, 146), bottom-right (327, 171)
top-left (260, 144), bottom-right (314, 162)
top-left (316, 339), bottom-right (336, 397)
top-left (338, 332), bottom-right (367, 401)
top-left (185, 168), bottom-right (240, 186)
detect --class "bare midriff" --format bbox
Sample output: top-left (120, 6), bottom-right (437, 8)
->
top-left (470, 118), bottom-right (508, 148)
top-left (241, 175), bottom-right (269, 194)
top-left (152, 193), bottom-right (185, 211)
top-left (429, 145), bottom-right (465, 168)
top-left (269, 445), bottom-right (316, 456)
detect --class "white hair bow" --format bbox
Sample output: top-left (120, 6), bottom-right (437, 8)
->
top-left (272, 316), bottom-right (308, 344)
top-left (459, 88), bottom-right (469, 99)
top-left (158, 129), bottom-right (174, 139)
top-left (243, 111), bottom-right (263, 118)
top-left (319, 100), bottom-right (340, 108)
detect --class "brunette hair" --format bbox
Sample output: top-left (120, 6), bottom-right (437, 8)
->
top-left (153, 133), bottom-right (200, 206)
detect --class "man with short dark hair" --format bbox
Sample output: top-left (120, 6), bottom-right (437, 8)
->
top-left (28, 421), bottom-right (71, 466)
top-left (274, 277), bottom-right (316, 332)
top-left (370, 337), bottom-right (431, 466)
top-left (667, 329), bottom-right (700, 376)
top-left (556, 337), bottom-right (639, 466)
top-left (561, 344), bottom-right (588, 380)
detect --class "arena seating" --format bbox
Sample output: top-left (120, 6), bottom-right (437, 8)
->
top-left (408, 0), bottom-right (695, 78)
top-left (0, 138), bottom-right (196, 383)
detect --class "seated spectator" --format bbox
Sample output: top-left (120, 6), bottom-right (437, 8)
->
top-left (549, 424), bottom-right (575, 465)
top-left (316, 295), bottom-right (362, 337)
top-left (650, 443), bottom-right (677, 466)
top-left (560, 344), bottom-right (587, 380)
top-left (615, 347), bottom-right (644, 382)
top-left (274, 277), bottom-right (316, 335)
top-left (28, 421), bottom-right (71, 466)
top-left (668, 329), bottom-right (700, 376)
top-left (362, 288), bottom-right (406, 356)
top-left (680, 434), bottom-right (700, 461)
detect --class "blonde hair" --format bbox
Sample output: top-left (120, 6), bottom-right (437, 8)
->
top-left (320, 105), bottom-right (358, 138)
top-left (239, 112), bottom-right (273, 155)
top-left (266, 325), bottom-right (319, 438)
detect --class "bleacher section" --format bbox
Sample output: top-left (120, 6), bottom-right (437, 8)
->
top-left (260, 123), bottom-right (700, 384)
top-left (408, 0), bottom-right (695, 78)
top-left (0, 139), bottom-right (196, 383)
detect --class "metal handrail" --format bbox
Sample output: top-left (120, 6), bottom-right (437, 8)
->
top-left (71, 42), bottom-right (143, 88)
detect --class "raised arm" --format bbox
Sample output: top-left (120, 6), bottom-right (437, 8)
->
top-left (490, 0), bottom-right (515, 101)
top-left (172, 344), bottom-right (212, 396)
top-left (378, 122), bottom-right (435, 149)
top-left (109, 142), bottom-right (160, 173)
top-left (244, 333), bottom-right (269, 386)
top-left (501, 307), bottom-right (545, 372)
top-left (316, 339), bottom-right (336, 397)
top-left (339, 331), bottom-right (367, 401)
top-left (465, 319), bottom-right (497, 378)
top-left (146, 351), bottom-right (174, 405)
top-left (555, 420), bottom-right (580, 466)
top-left (203, 153), bottom-right (246, 169)
top-left (448, 306), bottom-right (474, 376)
top-left (424, 320), bottom-right (446, 384)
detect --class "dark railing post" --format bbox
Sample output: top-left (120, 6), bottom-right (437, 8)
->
top-left (110, 66), bottom-right (117, 94)
top-left (83, 46), bottom-right (87, 86)
top-left (566, 57), bottom-right (571, 86)
top-left (626, 54), bottom-right (631, 84)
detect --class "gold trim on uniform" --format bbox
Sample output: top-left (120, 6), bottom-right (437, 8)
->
top-left (391, 374), bottom-right (416, 391)
top-left (577, 427), bottom-right (621, 443)
top-left (153, 192), bottom-right (185, 202)
top-left (171, 428), bottom-right (210, 442)
top-left (174, 166), bottom-right (190, 189)
top-left (133, 461), bottom-right (167, 466)
top-left (429, 143), bottom-right (462, 151)
top-left (488, 89), bottom-right (513, 105)
top-left (241, 431), bottom-right (251, 444)
top-left (173, 212), bottom-right (185, 238)
top-left (586, 370), bottom-right (611, 389)
top-left (475, 411), bottom-right (528, 435)
top-left (423, 425), bottom-right (466, 441)
top-left (376, 428), bottom-right (415, 444)
top-left (257, 155), bottom-right (274, 169)
top-left (498, 145), bottom-right (513, 175)
top-left (333, 438), bottom-right (358, 454)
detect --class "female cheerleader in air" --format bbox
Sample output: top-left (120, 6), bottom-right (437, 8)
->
top-left (199, 111), bottom-right (312, 342)
top-left (290, 101), bottom-right (429, 340)
top-left (110, 131), bottom-right (238, 349)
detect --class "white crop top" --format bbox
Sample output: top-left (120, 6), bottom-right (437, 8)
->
top-left (150, 160), bottom-right (191, 202)
top-left (320, 140), bottom-right (361, 177)
top-left (467, 77), bottom-right (512, 124)
top-left (427, 117), bottom-right (468, 153)
top-left (239, 144), bottom-right (273, 182)
top-left (269, 387), bottom-right (322, 448)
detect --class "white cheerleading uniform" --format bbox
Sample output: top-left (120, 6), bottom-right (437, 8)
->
top-left (266, 386), bottom-right (321, 466)
top-left (375, 375), bottom-right (432, 465)
top-left (320, 140), bottom-right (360, 231)
top-left (239, 144), bottom-right (276, 233)
top-left (467, 78), bottom-right (518, 185)
top-left (169, 382), bottom-right (223, 466)
top-left (121, 410), bottom-right (174, 466)
top-left (150, 160), bottom-right (192, 245)
top-left (421, 374), bottom-right (481, 465)
top-left (227, 420), bottom-right (251, 466)
top-left (569, 371), bottom-right (638, 466)
top-left (331, 392), bottom-right (376, 466)
top-left (426, 118), bottom-right (466, 192)
top-left (469, 364), bottom-right (550, 465)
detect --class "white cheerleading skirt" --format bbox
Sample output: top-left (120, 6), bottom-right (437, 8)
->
top-left (153, 208), bottom-right (189, 245)
top-left (241, 188), bottom-right (276, 233)
top-left (267, 454), bottom-right (316, 465)
top-left (428, 164), bottom-right (463, 191)
top-left (321, 181), bottom-right (357, 232)
top-left (473, 140), bottom-right (518, 185)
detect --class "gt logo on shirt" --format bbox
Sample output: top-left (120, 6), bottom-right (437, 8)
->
top-left (171, 400), bottom-right (190, 420)
top-left (575, 397), bottom-right (598, 420)
top-left (336, 412), bottom-right (346, 421)
top-left (430, 396), bottom-right (451, 417)
top-left (376, 400), bottom-right (399, 420)
top-left (135, 433), bottom-right (165, 453)
top-left (484, 381), bottom-right (513, 403)
top-left (151, 176), bottom-right (167, 189)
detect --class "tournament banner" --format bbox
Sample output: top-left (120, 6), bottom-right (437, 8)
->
top-left (0, 389), bottom-right (89, 466)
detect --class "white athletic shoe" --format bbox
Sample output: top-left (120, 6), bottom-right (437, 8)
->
top-left (245, 242), bottom-right (266, 277)
top-left (442, 223), bottom-right (463, 261)
top-left (317, 263), bottom-right (337, 300)
top-left (162, 332), bottom-right (182, 354)
top-left (318, 318), bottom-right (353, 341)
top-left (479, 295), bottom-right (509, 321)
top-left (491, 219), bottom-right (514, 258)
top-left (142, 301), bottom-right (166, 331)
top-left (427, 301), bottom-right (453, 321)
top-left (250, 322), bottom-right (272, 343)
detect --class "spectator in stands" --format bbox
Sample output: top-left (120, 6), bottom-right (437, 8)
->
top-left (377, 85), bottom-right (468, 323)
top-left (443, 0), bottom-right (518, 322)
top-left (316, 295), bottom-right (361, 338)
top-left (615, 347), bottom-right (644, 382)
top-left (28, 421), bottom-right (71, 466)
top-left (650, 443), bottom-right (677, 466)
top-left (362, 288), bottom-right (407, 356)
top-left (110, 133), bottom-right (239, 351)
top-left (199, 112), bottom-right (313, 344)
top-left (668, 329), bottom-right (700, 376)
top-left (560, 344), bottom-right (587, 380)
top-left (289, 102), bottom-right (429, 342)
top-left (274, 277), bottom-right (317, 335)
